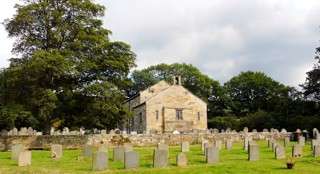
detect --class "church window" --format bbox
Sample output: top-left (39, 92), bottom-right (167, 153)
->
top-left (176, 110), bottom-right (183, 120)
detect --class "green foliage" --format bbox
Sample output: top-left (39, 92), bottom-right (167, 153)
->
top-left (238, 110), bottom-right (278, 131)
top-left (207, 116), bottom-right (237, 130)
top-left (0, 0), bottom-right (136, 133)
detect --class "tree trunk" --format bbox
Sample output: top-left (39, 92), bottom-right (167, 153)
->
top-left (42, 120), bottom-right (51, 135)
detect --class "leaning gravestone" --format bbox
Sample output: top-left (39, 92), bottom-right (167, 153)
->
top-left (206, 147), bottom-right (219, 164)
top-left (82, 145), bottom-right (93, 157)
top-left (51, 144), bottom-right (63, 158)
top-left (314, 145), bottom-right (320, 157)
top-left (18, 151), bottom-right (31, 166)
top-left (275, 145), bottom-right (286, 159)
top-left (243, 136), bottom-right (253, 150)
top-left (113, 146), bottom-right (125, 162)
top-left (226, 140), bottom-right (232, 150)
top-left (92, 151), bottom-right (108, 171)
top-left (248, 144), bottom-right (260, 161)
top-left (201, 139), bottom-right (209, 151)
top-left (153, 149), bottom-right (168, 167)
top-left (124, 151), bottom-right (139, 169)
top-left (181, 141), bottom-right (189, 152)
top-left (176, 152), bottom-right (187, 166)
top-left (11, 144), bottom-right (25, 159)
top-left (292, 144), bottom-right (302, 158)
top-left (284, 137), bottom-right (290, 147)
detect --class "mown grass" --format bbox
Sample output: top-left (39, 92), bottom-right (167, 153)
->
top-left (0, 140), bottom-right (320, 174)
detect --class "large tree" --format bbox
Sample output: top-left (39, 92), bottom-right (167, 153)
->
top-left (1, 0), bottom-right (136, 134)
top-left (224, 71), bottom-right (281, 116)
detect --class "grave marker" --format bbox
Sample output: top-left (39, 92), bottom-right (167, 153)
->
top-left (92, 151), bottom-right (108, 171)
top-left (125, 151), bottom-right (139, 169)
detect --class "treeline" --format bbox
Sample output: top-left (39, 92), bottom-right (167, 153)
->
top-left (0, 0), bottom-right (319, 134)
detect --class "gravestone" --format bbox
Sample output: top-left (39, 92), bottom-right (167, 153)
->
top-left (0, 129), bottom-right (8, 136)
top-left (204, 143), bottom-right (214, 156)
top-left (122, 130), bottom-right (127, 135)
top-left (100, 130), bottom-right (107, 135)
top-left (181, 141), bottom-right (189, 152)
top-left (312, 139), bottom-right (320, 150)
top-left (176, 152), bottom-right (187, 166)
top-left (284, 137), bottom-right (290, 147)
top-left (248, 144), bottom-right (260, 161)
top-left (268, 139), bottom-right (274, 148)
top-left (11, 144), bottom-right (25, 159)
top-left (62, 127), bottom-right (69, 135)
top-left (130, 131), bottom-right (137, 135)
top-left (215, 140), bottom-right (222, 150)
top-left (281, 128), bottom-right (287, 133)
top-left (206, 147), bottom-right (219, 164)
top-left (314, 145), bottom-right (320, 157)
top-left (109, 129), bottom-right (115, 134)
top-left (243, 127), bottom-right (249, 133)
top-left (12, 128), bottom-right (18, 135)
top-left (226, 140), bottom-right (232, 150)
top-left (158, 143), bottom-right (169, 157)
top-left (263, 129), bottom-right (269, 132)
top-left (125, 151), bottom-right (139, 169)
top-left (252, 129), bottom-right (258, 133)
top-left (98, 142), bottom-right (108, 152)
top-left (201, 139), bottom-right (209, 151)
top-left (298, 136), bottom-right (305, 146)
top-left (212, 128), bottom-right (219, 134)
top-left (92, 151), bottom-right (108, 171)
top-left (113, 146), bottom-right (125, 162)
top-left (292, 144), bottom-right (302, 158)
top-left (123, 143), bottom-right (133, 152)
top-left (51, 144), bottom-right (63, 158)
top-left (275, 145), bottom-right (286, 159)
top-left (27, 127), bottom-right (34, 135)
top-left (82, 145), bottom-right (93, 157)
top-left (272, 142), bottom-right (278, 152)
top-left (153, 149), bottom-right (168, 167)
top-left (115, 129), bottom-right (121, 134)
top-left (243, 136), bottom-right (253, 150)
top-left (313, 128), bottom-right (318, 139)
top-left (18, 151), bottom-right (31, 166)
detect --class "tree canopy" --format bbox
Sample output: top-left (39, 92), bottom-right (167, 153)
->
top-left (1, 0), bottom-right (136, 134)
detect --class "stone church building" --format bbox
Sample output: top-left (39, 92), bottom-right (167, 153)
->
top-left (125, 76), bottom-right (207, 134)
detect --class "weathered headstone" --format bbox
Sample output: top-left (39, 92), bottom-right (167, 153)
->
top-left (62, 127), bottom-right (69, 135)
top-left (12, 128), bottom-right (18, 135)
top-left (263, 128), bottom-right (269, 133)
top-left (82, 145), bottom-right (93, 157)
top-left (243, 136), bottom-right (253, 150)
top-left (314, 145), bottom-right (320, 157)
top-left (115, 129), bottom-right (121, 134)
top-left (284, 137), bottom-right (290, 147)
top-left (248, 144), bottom-right (260, 161)
top-left (206, 147), bottom-right (219, 164)
top-left (100, 130), bottom-right (107, 135)
top-left (243, 127), bottom-right (249, 133)
top-left (51, 144), bottom-right (63, 158)
top-left (281, 128), bottom-right (287, 133)
top-left (226, 140), bottom-right (232, 150)
top-left (176, 152), bottom-right (187, 166)
top-left (109, 129), bottom-right (115, 134)
top-left (92, 151), bottom-right (108, 171)
top-left (153, 149), bottom-right (168, 167)
top-left (201, 139), bottom-right (209, 151)
top-left (292, 144), bottom-right (302, 158)
top-left (125, 151), bottom-right (139, 169)
top-left (275, 145), bottom-right (286, 159)
top-left (215, 140), bottom-right (222, 150)
top-left (181, 141), bottom-right (189, 152)
top-left (11, 144), bottom-right (25, 159)
top-left (313, 128), bottom-right (318, 139)
top-left (268, 139), bottom-right (274, 148)
top-left (27, 127), bottom-right (34, 136)
top-left (158, 143), bottom-right (169, 158)
top-left (123, 143), bottom-right (133, 152)
top-left (130, 131), bottom-right (137, 135)
top-left (0, 129), bottom-right (8, 136)
top-left (18, 151), bottom-right (31, 166)
top-left (113, 146), bottom-right (125, 162)
top-left (298, 136), bottom-right (305, 146)
top-left (204, 143), bottom-right (214, 156)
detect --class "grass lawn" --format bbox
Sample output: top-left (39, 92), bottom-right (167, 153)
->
top-left (0, 140), bottom-right (320, 173)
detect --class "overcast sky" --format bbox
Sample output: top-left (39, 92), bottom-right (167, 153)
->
top-left (1, 0), bottom-right (319, 88)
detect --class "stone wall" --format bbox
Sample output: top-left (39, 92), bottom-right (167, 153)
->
top-left (0, 132), bottom-right (290, 152)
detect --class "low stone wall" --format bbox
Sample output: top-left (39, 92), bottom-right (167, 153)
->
top-left (0, 132), bottom-right (291, 152)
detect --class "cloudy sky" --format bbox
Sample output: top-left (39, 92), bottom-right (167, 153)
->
top-left (1, 0), bottom-right (319, 88)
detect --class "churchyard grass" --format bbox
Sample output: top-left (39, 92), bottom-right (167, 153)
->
top-left (0, 141), bottom-right (320, 173)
